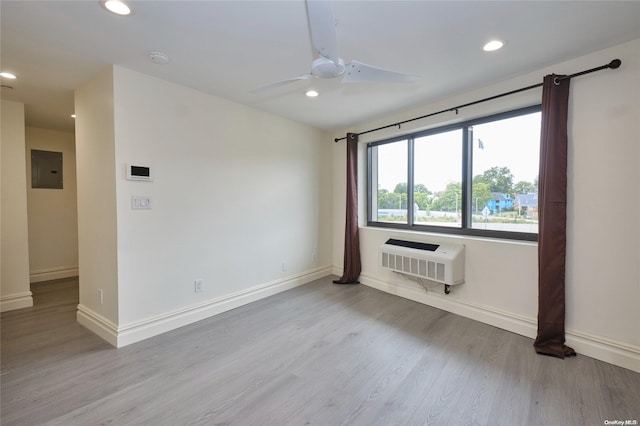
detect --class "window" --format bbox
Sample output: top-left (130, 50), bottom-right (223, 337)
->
top-left (370, 139), bottom-right (408, 223)
top-left (414, 129), bottom-right (462, 228)
top-left (368, 106), bottom-right (541, 241)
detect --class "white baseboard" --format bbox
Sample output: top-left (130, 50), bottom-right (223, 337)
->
top-left (0, 291), bottom-right (34, 312)
top-left (564, 330), bottom-right (640, 373)
top-left (342, 268), bottom-right (640, 373)
top-left (30, 266), bottom-right (79, 283)
top-left (77, 266), bottom-right (333, 348)
top-left (76, 306), bottom-right (119, 346)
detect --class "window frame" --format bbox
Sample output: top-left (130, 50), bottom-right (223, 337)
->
top-left (367, 105), bottom-right (541, 242)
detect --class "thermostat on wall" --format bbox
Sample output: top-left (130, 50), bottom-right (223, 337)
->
top-left (126, 164), bottom-right (153, 181)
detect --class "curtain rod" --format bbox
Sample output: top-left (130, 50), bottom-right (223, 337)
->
top-left (334, 59), bottom-right (621, 143)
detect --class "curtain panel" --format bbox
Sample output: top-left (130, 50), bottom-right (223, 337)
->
top-left (534, 74), bottom-right (576, 358)
top-left (334, 133), bottom-right (361, 284)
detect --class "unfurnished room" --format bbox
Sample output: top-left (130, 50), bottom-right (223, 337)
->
top-left (1, 1), bottom-right (639, 425)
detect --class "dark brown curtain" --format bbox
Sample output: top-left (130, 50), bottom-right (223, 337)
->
top-left (534, 75), bottom-right (576, 358)
top-left (334, 133), bottom-right (361, 284)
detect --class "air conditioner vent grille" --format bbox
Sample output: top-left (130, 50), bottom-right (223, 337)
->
top-left (378, 240), bottom-right (465, 286)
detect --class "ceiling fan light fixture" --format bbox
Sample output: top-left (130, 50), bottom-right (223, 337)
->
top-left (483, 40), bottom-right (504, 52)
top-left (306, 90), bottom-right (319, 98)
top-left (311, 57), bottom-right (345, 79)
top-left (251, 0), bottom-right (419, 94)
top-left (102, 0), bottom-right (131, 16)
top-left (0, 71), bottom-right (17, 79)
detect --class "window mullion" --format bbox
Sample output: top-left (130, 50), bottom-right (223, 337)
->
top-left (407, 137), bottom-right (415, 226)
top-left (367, 145), bottom-right (374, 222)
top-left (462, 126), bottom-right (473, 229)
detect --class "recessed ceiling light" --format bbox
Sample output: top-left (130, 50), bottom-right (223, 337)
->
top-left (483, 40), bottom-right (504, 52)
top-left (71, 114), bottom-right (76, 118)
top-left (0, 72), bottom-right (17, 79)
top-left (102, 0), bottom-right (131, 16)
top-left (306, 90), bottom-right (319, 97)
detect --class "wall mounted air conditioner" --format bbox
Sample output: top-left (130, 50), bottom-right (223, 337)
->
top-left (379, 239), bottom-right (465, 293)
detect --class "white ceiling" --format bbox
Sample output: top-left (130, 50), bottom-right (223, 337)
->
top-left (2, 1), bottom-right (640, 134)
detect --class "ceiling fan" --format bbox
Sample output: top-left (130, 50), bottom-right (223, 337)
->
top-left (252, 0), bottom-right (419, 93)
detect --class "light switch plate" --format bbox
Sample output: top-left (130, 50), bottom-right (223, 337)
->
top-left (131, 195), bottom-right (152, 210)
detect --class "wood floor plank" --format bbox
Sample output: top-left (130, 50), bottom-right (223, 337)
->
top-left (2, 276), bottom-right (639, 426)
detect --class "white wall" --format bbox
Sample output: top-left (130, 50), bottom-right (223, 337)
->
top-left (332, 39), bottom-right (640, 372)
top-left (75, 67), bottom-right (119, 337)
top-left (25, 127), bottom-right (78, 282)
top-left (76, 66), bottom-right (332, 346)
top-left (1, 100), bottom-right (33, 311)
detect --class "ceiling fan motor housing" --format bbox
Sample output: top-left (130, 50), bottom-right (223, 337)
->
top-left (311, 56), bottom-right (345, 78)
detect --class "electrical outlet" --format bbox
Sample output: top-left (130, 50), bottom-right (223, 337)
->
top-left (194, 279), bottom-right (203, 293)
top-left (311, 253), bottom-right (316, 263)
top-left (98, 289), bottom-right (104, 305)
top-left (281, 262), bottom-right (287, 272)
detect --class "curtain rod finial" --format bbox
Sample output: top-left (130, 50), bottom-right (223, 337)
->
top-left (608, 59), bottom-right (622, 69)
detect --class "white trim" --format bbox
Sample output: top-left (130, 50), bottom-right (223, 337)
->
top-left (30, 266), bottom-right (79, 283)
top-left (77, 266), bottom-right (333, 348)
top-left (345, 269), bottom-right (640, 373)
top-left (76, 305), bottom-right (119, 346)
top-left (565, 330), bottom-right (640, 373)
top-left (0, 291), bottom-right (34, 312)
top-left (331, 266), bottom-right (342, 277)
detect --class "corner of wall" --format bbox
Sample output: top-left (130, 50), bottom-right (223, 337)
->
top-left (1, 100), bottom-right (33, 312)
top-left (74, 67), bottom-right (119, 325)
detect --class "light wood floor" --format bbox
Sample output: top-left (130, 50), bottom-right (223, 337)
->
top-left (2, 276), bottom-right (639, 425)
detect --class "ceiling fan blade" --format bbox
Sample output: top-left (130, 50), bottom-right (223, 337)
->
top-left (251, 74), bottom-right (311, 94)
top-left (306, 0), bottom-right (339, 64)
top-left (342, 60), bottom-right (420, 83)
